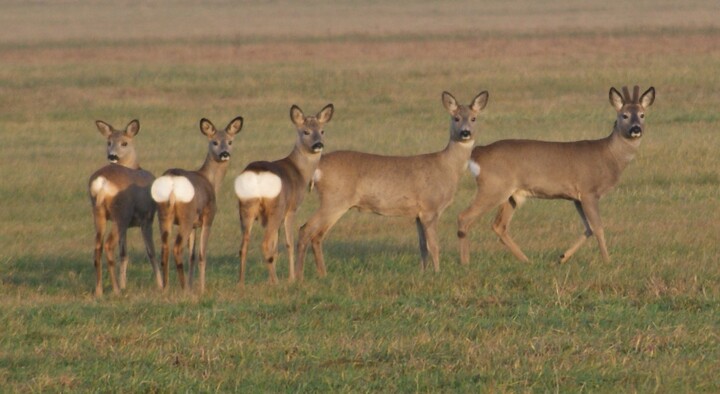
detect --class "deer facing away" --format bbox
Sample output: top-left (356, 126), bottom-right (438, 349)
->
top-left (457, 85), bottom-right (655, 264)
top-left (234, 104), bottom-right (333, 284)
top-left (88, 119), bottom-right (162, 296)
top-left (296, 91), bottom-right (489, 280)
top-left (151, 117), bottom-right (242, 293)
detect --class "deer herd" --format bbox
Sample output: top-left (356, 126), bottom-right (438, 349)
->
top-left (88, 85), bottom-right (655, 296)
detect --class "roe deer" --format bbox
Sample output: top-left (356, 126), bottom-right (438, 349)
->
top-left (88, 119), bottom-right (162, 296)
top-left (457, 85), bottom-right (655, 264)
top-left (151, 117), bottom-right (243, 293)
top-left (235, 104), bottom-right (333, 284)
top-left (296, 91), bottom-right (489, 279)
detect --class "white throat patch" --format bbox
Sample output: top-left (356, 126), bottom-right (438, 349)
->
top-left (467, 160), bottom-right (481, 177)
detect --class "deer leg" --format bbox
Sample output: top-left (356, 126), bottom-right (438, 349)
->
top-left (581, 197), bottom-right (610, 262)
top-left (415, 217), bottom-right (429, 271)
top-left (262, 214), bottom-right (284, 285)
top-left (187, 230), bottom-right (196, 288)
top-left (457, 189), bottom-right (509, 265)
top-left (297, 207), bottom-right (347, 281)
top-left (141, 222), bottom-right (163, 290)
top-left (173, 222), bottom-right (192, 291)
top-left (104, 225), bottom-right (121, 295)
top-left (492, 198), bottom-right (530, 263)
top-left (238, 202), bottom-right (259, 286)
top-left (197, 222), bottom-right (211, 294)
top-left (560, 200), bottom-right (594, 264)
top-left (117, 224), bottom-right (129, 290)
top-left (158, 205), bottom-right (174, 289)
top-left (418, 213), bottom-right (441, 273)
top-left (93, 209), bottom-right (107, 297)
top-left (284, 212), bottom-right (296, 283)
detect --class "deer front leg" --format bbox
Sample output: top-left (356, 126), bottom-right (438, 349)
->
top-left (418, 213), bottom-right (441, 273)
top-left (560, 200), bottom-right (593, 264)
top-left (581, 197), bottom-right (610, 262)
top-left (457, 189), bottom-right (507, 265)
top-left (284, 212), bottom-right (296, 283)
top-left (492, 199), bottom-right (529, 263)
top-left (415, 217), bottom-right (429, 271)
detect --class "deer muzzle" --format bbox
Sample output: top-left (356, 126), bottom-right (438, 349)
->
top-left (312, 142), bottom-right (324, 153)
top-left (460, 130), bottom-right (472, 140)
top-left (219, 151), bottom-right (231, 161)
top-left (629, 125), bottom-right (642, 138)
top-left (107, 154), bottom-right (119, 163)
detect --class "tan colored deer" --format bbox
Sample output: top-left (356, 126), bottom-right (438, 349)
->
top-left (88, 119), bottom-right (163, 296)
top-left (151, 117), bottom-right (243, 293)
top-left (457, 85), bottom-right (655, 264)
top-left (235, 104), bottom-right (333, 284)
top-left (296, 91), bottom-right (489, 279)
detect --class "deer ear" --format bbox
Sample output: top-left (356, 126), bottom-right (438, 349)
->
top-left (470, 91), bottom-right (489, 112)
top-left (442, 91), bottom-right (458, 114)
top-left (316, 104), bottom-right (334, 123)
top-left (609, 87), bottom-right (624, 111)
top-left (125, 119), bottom-right (140, 137)
top-left (290, 105), bottom-right (305, 127)
top-left (640, 87), bottom-right (655, 108)
top-left (96, 120), bottom-right (113, 137)
top-left (225, 116), bottom-right (243, 136)
top-left (200, 118), bottom-right (217, 138)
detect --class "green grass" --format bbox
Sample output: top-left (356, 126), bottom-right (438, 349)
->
top-left (1, 0), bottom-right (719, 391)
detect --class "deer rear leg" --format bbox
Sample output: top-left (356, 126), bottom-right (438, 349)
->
top-left (492, 198), bottom-right (530, 263)
top-left (141, 222), bottom-right (163, 290)
top-left (104, 225), bottom-right (121, 295)
top-left (187, 230), bottom-right (197, 288)
top-left (238, 202), bottom-right (259, 286)
top-left (158, 205), bottom-right (174, 289)
top-left (117, 224), bottom-right (129, 290)
top-left (261, 228), bottom-right (280, 285)
top-left (196, 222), bottom-right (211, 294)
top-left (93, 210), bottom-right (107, 297)
top-left (173, 223), bottom-right (192, 290)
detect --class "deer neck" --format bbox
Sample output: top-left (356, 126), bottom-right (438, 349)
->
top-left (198, 154), bottom-right (229, 196)
top-left (442, 139), bottom-right (475, 172)
top-left (117, 151), bottom-right (140, 170)
top-left (286, 144), bottom-right (321, 186)
top-left (606, 124), bottom-right (641, 172)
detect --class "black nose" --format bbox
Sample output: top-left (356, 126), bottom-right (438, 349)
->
top-left (107, 154), bottom-right (119, 162)
top-left (460, 130), bottom-right (471, 139)
top-left (312, 142), bottom-right (324, 152)
top-left (219, 151), bottom-right (230, 159)
top-left (629, 126), bottom-right (642, 135)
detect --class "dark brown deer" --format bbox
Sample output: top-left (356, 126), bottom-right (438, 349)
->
top-left (88, 119), bottom-right (162, 296)
top-left (296, 92), bottom-right (489, 280)
top-left (151, 117), bottom-right (242, 293)
top-left (457, 85), bottom-right (655, 264)
top-left (235, 104), bottom-right (333, 284)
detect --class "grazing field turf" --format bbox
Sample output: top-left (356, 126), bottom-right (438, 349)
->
top-left (1, 1), bottom-right (719, 391)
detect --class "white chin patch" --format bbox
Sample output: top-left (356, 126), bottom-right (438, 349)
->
top-left (151, 175), bottom-right (195, 203)
top-left (109, 159), bottom-right (118, 163)
top-left (630, 132), bottom-right (642, 138)
top-left (467, 160), bottom-right (481, 177)
top-left (235, 171), bottom-right (282, 200)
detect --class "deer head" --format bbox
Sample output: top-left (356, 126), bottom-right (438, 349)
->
top-left (290, 104), bottom-right (334, 155)
top-left (199, 116), bottom-right (243, 162)
top-left (442, 91), bottom-right (489, 144)
top-left (609, 85), bottom-right (655, 140)
top-left (96, 119), bottom-right (140, 167)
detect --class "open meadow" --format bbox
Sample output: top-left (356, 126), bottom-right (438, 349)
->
top-left (1, 0), bottom-right (719, 391)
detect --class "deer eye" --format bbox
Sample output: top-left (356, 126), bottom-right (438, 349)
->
top-left (622, 114), bottom-right (629, 120)
top-left (454, 117), bottom-right (460, 122)
top-left (471, 117), bottom-right (476, 122)
top-left (107, 141), bottom-right (111, 146)
top-left (213, 141), bottom-right (219, 146)
top-left (320, 130), bottom-right (325, 135)
top-left (640, 113), bottom-right (645, 119)
top-left (228, 140), bottom-right (232, 145)
top-left (303, 130), bottom-right (310, 136)
top-left (121, 142), bottom-right (128, 147)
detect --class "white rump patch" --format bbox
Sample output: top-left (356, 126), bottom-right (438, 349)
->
top-left (467, 160), bottom-right (481, 177)
top-left (90, 176), bottom-right (118, 205)
top-left (151, 175), bottom-right (195, 203)
top-left (234, 171), bottom-right (282, 200)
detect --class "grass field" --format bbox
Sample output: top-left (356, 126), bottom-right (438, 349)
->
top-left (1, 1), bottom-right (719, 391)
